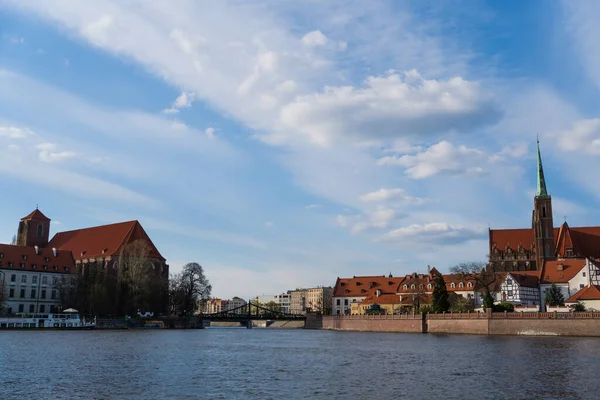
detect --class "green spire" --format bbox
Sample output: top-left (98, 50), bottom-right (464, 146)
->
top-left (536, 137), bottom-right (549, 197)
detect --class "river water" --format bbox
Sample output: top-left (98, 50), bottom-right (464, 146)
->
top-left (1, 328), bottom-right (599, 399)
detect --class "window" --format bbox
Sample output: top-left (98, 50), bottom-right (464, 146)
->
top-left (566, 249), bottom-right (574, 257)
top-left (451, 283), bottom-right (455, 288)
top-left (45, 257), bottom-right (50, 262)
top-left (336, 299), bottom-right (340, 306)
top-left (18, 304), bottom-right (23, 313)
top-left (507, 279), bottom-right (513, 285)
top-left (583, 272), bottom-right (587, 277)
top-left (10, 274), bottom-right (16, 282)
top-left (23, 255), bottom-right (27, 261)
top-left (403, 285), bottom-right (408, 290)
top-left (42, 276), bottom-right (48, 285)
top-left (53, 277), bottom-right (58, 285)
top-left (0, 253), bottom-right (3, 259)
top-left (19, 289), bottom-right (25, 298)
top-left (37, 224), bottom-right (43, 237)
top-left (21, 275), bottom-right (26, 283)
top-left (20, 263), bottom-right (25, 268)
top-left (467, 282), bottom-right (473, 288)
top-left (344, 299), bottom-right (348, 306)
top-left (32, 276), bottom-right (38, 284)
top-left (29, 305), bottom-right (34, 313)
top-left (41, 290), bottom-right (46, 299)
top-left (8, 262), bottom-right (13, 267)
top-left (411, 284), bottom-right (416, 289)
top-left (9, 289), bottom-right (14, 298)
top-left (30, 289), bottom-right (36, 299)
top-left (459, 282), bottom-right (464, 288)
top-left (427, 284), bottom-right (432, 289)
top-left (39, 305), bottom-right (45, 313)
top-left (580, 284), bottom-right (585, 289)
top-left (508, 290), bottom-right (513, 297)
top-left (51, 290), bottom-right (56, 300)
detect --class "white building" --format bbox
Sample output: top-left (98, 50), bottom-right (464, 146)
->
top-left (539, 259), bottom-right (600, 311)
top-left (497, 272), bottom-right (540, 306)
top-left (256, 292), bottom-right (291, 314)
top-left (0, 244), bottom-right (76, 315)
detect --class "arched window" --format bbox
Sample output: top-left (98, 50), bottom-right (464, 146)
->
top-left (427, 284), bottom-right (432, 289)
top-left (403, 285), bottom-right (408, 290)
top-left (411, 284), bottom-right (415, 289)
top-left (419, 284), bottom-right (424, 289)
top-left (545, 244), bottom-right (550, 257)
top-left (467, 282), bottom-right (473, 288)
top-left (37, 224), bottom-right (43, 237)
top-left (459, 282), bottom-right (464, 288)
top-left (451, 283), bottom-right (456, 288)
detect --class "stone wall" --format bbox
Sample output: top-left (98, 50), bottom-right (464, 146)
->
top-left (321, 315), bottom-right (423, 333)
top-left (489, 319), bottom-right (600, 336)
top-left (427, 319), bottom-right (489, 335)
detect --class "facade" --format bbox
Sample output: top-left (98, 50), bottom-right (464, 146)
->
top-left (489, 141), bottom-right (600, 272)
top-left (332, 275), bottom-right (403, 315)
top-left (256, 293), bottom-right (291, 313)
top-left (497, 272), bottom-right (540, 306)
top-left (0, 243), bottom-right (76, 314)
top-left (290, 287), bottom-right (333, 315)
top-left (201, 298), bottom-right (223, 314)
top-left (538, 258), bottom-right (600, 311)
top-left (566, 285), bottom-right (600, 311)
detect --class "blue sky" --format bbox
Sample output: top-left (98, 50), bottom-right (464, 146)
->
top-left (2, 1), bottom-right (600, 299)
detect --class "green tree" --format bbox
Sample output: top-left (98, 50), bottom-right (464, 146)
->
top-left (571, 301), bottom-right (586, 312)
top-left (482, 291), bottom-right (495, 309)
top-left (431, 274), bottom-right (450, 313)
top-left (450, 296), bottom-right (475, 313)
top-left (545, 284), bottom-right (565, 307)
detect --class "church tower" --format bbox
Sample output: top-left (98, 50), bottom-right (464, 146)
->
top-left (16, 208), bottom-right (51, 248)
top-left (532, 140), bottom-right (554, 269)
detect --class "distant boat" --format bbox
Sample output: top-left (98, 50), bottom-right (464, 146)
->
top-left (0, 311), bottom-right (96, 330)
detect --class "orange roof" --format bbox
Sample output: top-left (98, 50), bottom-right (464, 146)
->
top-left (21, 209), bottom-right (50, 221)
top-left (567, 285), bottom-right (600, 302)
top-left (0, 244), bottom-right (75, 274)
top-left (333, 276), bottom-right (404, 297)
top-left (540, 259), bottom-right (586, 284)
top-left (48, 220), bottom-right (165, 261)
top-left (360, 293), bottom-right (402, 305)
top-left (489, 228), bottom-right (539, 251)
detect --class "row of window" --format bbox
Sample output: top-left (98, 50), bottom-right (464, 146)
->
top-left (9, 274), bottom-right (69, 285)
top-left (402, 282), bottom-right (473, 290)
top-left (8, 288), bottom-right (56, 300)
top-left (3, 263), bottom-right (69, 272)
top-left (14, 304), bottom-right (56, 314)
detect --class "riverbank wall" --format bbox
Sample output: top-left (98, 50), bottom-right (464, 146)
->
top-left (308, 310), bottom-right (600, 337)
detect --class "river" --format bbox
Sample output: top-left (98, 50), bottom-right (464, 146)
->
top-left (1, 328), bottom-right (598, 399)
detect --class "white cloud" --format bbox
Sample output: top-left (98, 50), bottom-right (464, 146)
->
top-left (550, 118), bottom-right (600, 155)
top-left (489, 142), bottom-right (529, 162)
top-left (0, 126), bottom-right (31, 139)
top-left (163, 91), bottom-right (195, 114)
top-left (381, 222), bottom-right (485, 245)
top-left (302, 30), bottom-right (328, 47)
top-left (359, 188), bottom-right (432, 205)
top-left (378, 140), bottom-right (488, 179)
top-left (264, 221), bottom-right (274, 228)
top-left (271, 70), bottom-right (501, 147)
top-left (305, 204), bottom-right (322, 209)
top-left (36, 142), bottom-right (77, 163)
top-left (337, 207), bottom-right (401, 233)
top-left (205, 127), bottom-right (216, 139)
top-left (7, 144), bottom-right (20, 151)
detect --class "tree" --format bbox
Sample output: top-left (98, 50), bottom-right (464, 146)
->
top-left (450, 261), bottom-right (498, 309)
top-left (450, 296), bottom-right (475, 313)
top-left (168, 263), bottom-right (211, 316)
top-left (431, 274), bottom-right (450, 313)
top-left (10, 235), bottom-right (16, 245)
top-left (545, 284), bottom-right (565, 307)
top-left (264, 301), bottom-right (281, 313)
top-left (571, 301), bottom-right (586, 312)
top-left (53, 275), bottom-right (79, 311)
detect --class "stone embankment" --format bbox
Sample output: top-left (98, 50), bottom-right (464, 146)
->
top-left (305, 310), bottom-right (600, 337)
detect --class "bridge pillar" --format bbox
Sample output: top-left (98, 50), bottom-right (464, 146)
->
top-left (246, 320), bottom-right (252, 329)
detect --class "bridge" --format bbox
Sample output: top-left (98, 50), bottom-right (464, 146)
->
top-left (199, 301), bottom-right (306, 328)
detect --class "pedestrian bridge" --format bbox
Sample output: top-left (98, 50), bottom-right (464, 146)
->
top-left (199, 301), bottom-right (306, 328)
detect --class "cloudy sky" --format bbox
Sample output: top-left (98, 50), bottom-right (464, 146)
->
top-left (1, 1), bottom-right (600, 299)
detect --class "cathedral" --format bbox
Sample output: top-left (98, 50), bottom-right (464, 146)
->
top-left (489, 141), bottom-right (600, 272)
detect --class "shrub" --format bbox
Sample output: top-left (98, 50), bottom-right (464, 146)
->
top-left (418, 305), bottom-right (435, 314)
top-left (493, 302), bottom-right (514, 312)
top-left (571, 301), bottom-right (586, 312)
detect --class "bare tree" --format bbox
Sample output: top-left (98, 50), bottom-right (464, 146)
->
top-left (449, 261), bottom-right (498, 308)
top-left (169, 263), bottom-right (211, 316)
top-left (10, 235), bottom-right (16, 245)
top-left (120, 240), bottom-right (152, 314)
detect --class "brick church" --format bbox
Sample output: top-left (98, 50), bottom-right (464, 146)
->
top-left (489, 141), bottom-right (600, 272)
top-left (0, 209), bottom-right (169, 315)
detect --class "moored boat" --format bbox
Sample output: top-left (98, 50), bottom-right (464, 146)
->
top-left (0, 311), bottom-right (96, 330)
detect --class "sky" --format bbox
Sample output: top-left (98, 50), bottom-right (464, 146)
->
top-left (2, 1), bottom-right (600, 300)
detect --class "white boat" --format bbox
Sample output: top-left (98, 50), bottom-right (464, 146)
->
top-left (0, 312), bottom-right (96, 329)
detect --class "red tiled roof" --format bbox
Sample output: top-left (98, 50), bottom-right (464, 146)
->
top-left (333, 276), bottom-right (404, 297)
top-left (0, 244), bottom-right (75, 274)
top-left (540, 259), bottom-right (586, 284)
top-left (48, 220), bottom-right (165, 261)
top-left (21, 209), bottom-right (50, 221)
top-left (490, 224), bottom-right (600, 259)
top-left (360, 293), bottom-right (402, 305)
top-left (566, 285), bottom-right (600, 302)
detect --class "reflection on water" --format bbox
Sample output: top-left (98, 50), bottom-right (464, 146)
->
top-left (1, 329), bottom-right (599, 399)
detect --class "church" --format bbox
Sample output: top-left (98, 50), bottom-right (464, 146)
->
top-left (489, 142), bottom-right (600, 273)
top-left (0, 209), bottom-right (169, 316)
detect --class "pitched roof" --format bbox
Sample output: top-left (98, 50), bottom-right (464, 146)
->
top-left (540, 259), bottom-right (586, 284)
top-left (48, 220), bottom-right (165, 261)
top-left (489, 228), bottom-right (539, 251)
top-left (360, 293), bottom-right (402, 305)
top-left (507, 271), bottom-right (540, 288)
top-left (21, 209), bottom-right (50, 221)
top-left (0, 244), bottom-right (75, 274)
top-left (333, 276), bottom-right (404, 297)
top-left (566, 285), bottom-right (600, 302)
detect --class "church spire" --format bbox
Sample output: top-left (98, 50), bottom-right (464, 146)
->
top-left (536, 137), bottom-right (549, 198)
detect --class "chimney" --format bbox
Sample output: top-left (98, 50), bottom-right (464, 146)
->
top-left (34, 246), bottom-right (39, 255)
top-left (557, 264), bottom-right (564, 271)
top-left (52, 248), bottom-right (57, 257)
top-left (427, 265), bottom-right (431, 274)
